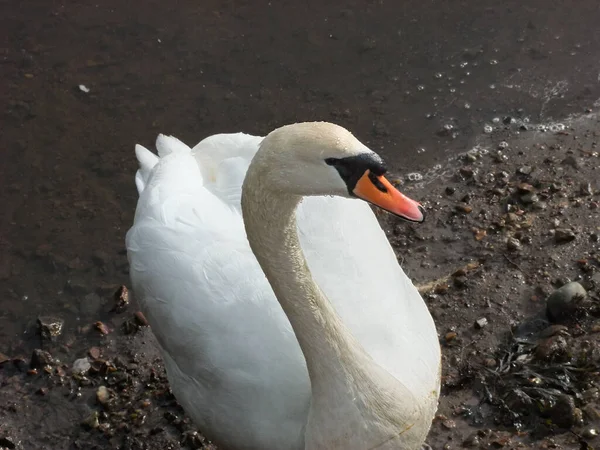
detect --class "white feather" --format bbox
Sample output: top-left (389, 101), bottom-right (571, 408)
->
top-left (126, 131), bottom-right (440, 450)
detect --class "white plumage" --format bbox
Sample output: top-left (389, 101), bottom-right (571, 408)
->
top-left (126, 124), bottom-right (441, 450)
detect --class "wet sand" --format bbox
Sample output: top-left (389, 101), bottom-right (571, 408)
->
top-left (2, 1), bottom-right (600, 448)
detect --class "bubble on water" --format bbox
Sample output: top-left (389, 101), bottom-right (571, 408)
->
top-left (417, 147), bottom-right (426, 154)
top-left (464, 102), bottom-right (471, 109)
top-left (417, 84), bottom-right (425, 91)
top-left (549, 123), bottom-right (565, 132)
top-left (460, 61), bottom-right (468, 68)
top-left (460, 79), bottom-right (465, 85)
top-left (434, 72), bottom-right (443, 79)
top-left (484, 124), bottom-right (493, 134)
top-left (490, 59), bottom-right (498, 65)
top-left (433, 164), bottom-right (442, 170)
top-left (449, 87), bottom-right (456, 93)
top-left (489, 84), bottom-right (496, 89)
top-left (465, 71), bottom-right (471, 76)
top-left (498, 141), bottom-right (509, 149)
top-left (406, 172), bottom-right (423, 182)
top-left (492, 117), bottom-right (500, 124)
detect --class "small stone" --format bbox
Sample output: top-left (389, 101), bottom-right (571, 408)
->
top-left (583, 428), bottom-right (598, 439)
top-left (30, 349), bottom-right (54, 368)
top-left (37, 387), bottom-right (49, 396)
top-left (520, 192), bottom-right (539, 204)
top-left (94, 321), bottom-right (110, 335)
top-left (463, 432), bottom-right (481, 447)
top-left (580, 182), bottom-right (594, 196)
top-left (546, 281), bottom-right (587, 322)
top-left (517, 165), bottom-right (533, 175)
top-left (455, 203), bottom-right (473, 214)
top-left (459, 167), bottom-right (474, 178)
top-left (441, 419), bottom-right (456, 429)
top-left (445, 331), bottom-right (458, 342)
top-left (475, 318), bottom-right (488, 329)
top-left (112, 285), bottom-right (130, 313)
top-left (96, 386), bottom-right (110, 406)
top-left (88, 347), bottom-right (101, 359)
top-left (82, 411), bottom-right (100, 429)
top-left (554, 228), bottom-right (576, 244)
top-left (37, 316), bottom-right (64, 341)
top-left (445, 186), bottom-right (455, 195)
top-left (517, 183), bottom-right (534, 193)
top-left (72, 357), bottom-right (91, 375)
top-left (483, 358), bottom-right (496, 368)
top-left (502, 116), bottom-right (512, 124)
top-left (506, 237), bottom-right (521, 251)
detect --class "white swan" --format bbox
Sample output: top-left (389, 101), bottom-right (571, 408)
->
top-left (126, 122), bottom-right (441, 450)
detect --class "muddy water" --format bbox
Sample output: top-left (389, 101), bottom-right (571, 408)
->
top-left (1, 0), bottom-right (600, 439)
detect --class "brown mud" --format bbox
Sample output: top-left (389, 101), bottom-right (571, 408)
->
top-left (2, 0), bottom-right (600, 449)
top-left (1, 114), bottom-right (599, 449)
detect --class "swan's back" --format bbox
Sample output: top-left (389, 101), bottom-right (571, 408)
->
top-left (126, 132), bottom-right (440, 450)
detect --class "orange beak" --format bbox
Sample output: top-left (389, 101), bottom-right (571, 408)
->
top-left (353, 170), bottom-right (425, 223)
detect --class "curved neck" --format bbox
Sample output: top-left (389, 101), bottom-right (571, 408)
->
top-left (241, 177), bottom-right (368, 382)
top-left (241, 164), bottom-right (420, 449)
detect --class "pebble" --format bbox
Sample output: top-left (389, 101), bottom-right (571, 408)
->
top-left (474, 318), bottom-right (488, 329)
top-left (96, 385), bottom-right (110, 406)
top-left (580, 182), bottom-right (594, 196)
top-left (112, 285), bottom-right (130, 312)
top-left (30, 349), bottom-right (54, 368)
top-left (94, 321), bottom-right (110, 335)
top-left (546, 281), bottom-right (587, 322)
top-left (72, 357), bottom-right (91, 375)
top-left (582, 428), bottom-right (598, 439)
top-left (554, 228), bottom-right (576, 243)
top-left (517, 166), bottom-right (533, 175)
top-left (88, 347), bottom-right (101, 359)
top-left (37, 316), bottom-right (64, 341)
top-left (0, 352), bottom-right (9, 365)
top-left (455, 203), bottom-right (473, 214)
top-left (441, 419), bottom-right (456, 429)
top-left (520, 192), bottom-right (539, 204)
top-left (82, 411), bottom-right (100, 429)
top-left (506, 237), bottom-right (521, 251)
top-left (463, 433), bottom-right (481, 447)
top-left (444, 331), bottom-right (458, 342)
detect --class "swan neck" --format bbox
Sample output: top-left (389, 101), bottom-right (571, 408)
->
top-left (241, 178), bottom-right (367, 380)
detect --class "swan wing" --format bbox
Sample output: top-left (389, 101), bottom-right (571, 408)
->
top-left (126, 134), bottom-right (308, 450)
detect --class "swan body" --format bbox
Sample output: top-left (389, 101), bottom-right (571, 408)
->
top-left (126, 122), bottom-right (441, 449)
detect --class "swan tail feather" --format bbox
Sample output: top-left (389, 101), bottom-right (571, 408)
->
top-left (133, 135), bottom-right (194, 195)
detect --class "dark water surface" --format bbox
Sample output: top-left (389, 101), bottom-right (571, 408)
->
top-left (1, 0), bottom-right (600, 379)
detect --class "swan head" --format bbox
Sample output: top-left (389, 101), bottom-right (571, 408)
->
top-left (252, 122), bottom-right (425, 222)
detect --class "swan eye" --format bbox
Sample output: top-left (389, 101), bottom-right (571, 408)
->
top-left (325, 154), bottom-right (387, 193)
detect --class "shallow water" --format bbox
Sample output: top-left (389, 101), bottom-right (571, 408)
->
top-left (2, 0), bottom-right (600, 397)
